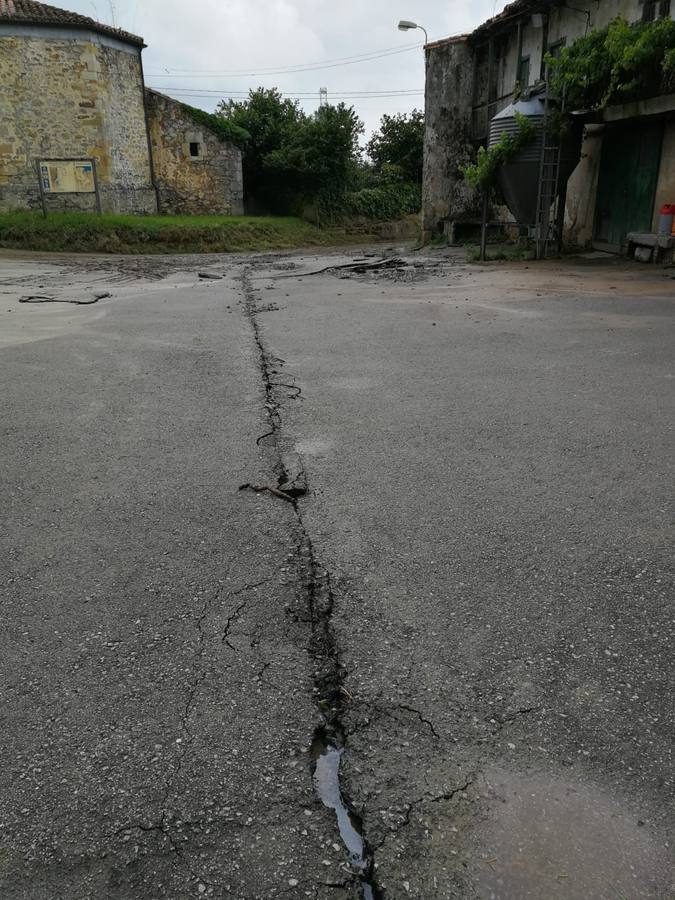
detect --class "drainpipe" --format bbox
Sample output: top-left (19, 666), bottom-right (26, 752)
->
top-left (139, 47), bottom-right (160, 214)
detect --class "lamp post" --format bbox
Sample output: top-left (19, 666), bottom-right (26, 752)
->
top-left (398, 19), bottom-right (428, 246)
top-left (397, 19), bottom-right (428, 44)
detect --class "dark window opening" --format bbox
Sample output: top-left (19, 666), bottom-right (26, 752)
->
top-left (642, 0), bottom-right (657, 21)
top-left (539, 17), bottom-right (549, 80)
top-left (189, 142), bottom-right (200, 158)
top-left (517, 55), bottom-right (530, 89)
top-left (542, 38), bottom-right (564, 80)
top-left (547, 39), bottom-right (566, 61)
top-left (472, 43), bottom-right (490, 105)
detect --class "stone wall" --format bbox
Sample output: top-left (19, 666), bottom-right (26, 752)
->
top-left (422, 37), bottom-right (478, 236)
top-left (145, 90), bottom-right (244, 216)
top-left (0, 27), bottom-right (156, 214)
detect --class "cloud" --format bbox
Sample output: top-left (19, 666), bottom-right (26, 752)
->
top-left (67, 0), bottom-right (509, 136)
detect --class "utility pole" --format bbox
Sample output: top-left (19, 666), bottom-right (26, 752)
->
top-left (319, 87), bottom-right (328, 107)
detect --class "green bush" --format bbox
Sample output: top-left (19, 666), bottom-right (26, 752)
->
top-left (346, 182), bottom-right (421, 221)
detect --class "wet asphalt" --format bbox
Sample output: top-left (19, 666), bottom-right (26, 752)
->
top-left (0, 249), bottom-right (673, 900)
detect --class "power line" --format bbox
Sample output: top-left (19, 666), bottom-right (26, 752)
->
top-left (147, 86), bottom-right (423, 94)
top-left (144, 42), bottom-right (423, 78)
top-left (162, 95), bottom-right (424, 103)
top-left (144, 41), bottom-right (422, 74)
top-left (148, 87), bottom-right (423, 99)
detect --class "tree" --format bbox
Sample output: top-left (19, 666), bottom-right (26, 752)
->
top-left (217, 89), bottom-right (363, 216)
top-left (366, 110), bottom-right (425, 184)
top-left (216, 88), bottom-right (306, 211)
top-left (265, 103), bottom-right (364, 214)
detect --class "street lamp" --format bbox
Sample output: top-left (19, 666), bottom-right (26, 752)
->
top-left (398, 19), bottom-right (428, 44)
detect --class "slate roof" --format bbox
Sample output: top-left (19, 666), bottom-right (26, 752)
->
top-left (0, 0), bottom-right (145, 47)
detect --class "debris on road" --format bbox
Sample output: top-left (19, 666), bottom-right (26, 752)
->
top-left (269, 256), bottom-right (407, 280)
top-left (19, 292), bottom-right (111, 304)
top-left (239, 482), bottom-right (296, 503)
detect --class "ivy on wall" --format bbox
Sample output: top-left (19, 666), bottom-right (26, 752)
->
top-left (546, 15), bottom-right (675, 110)
top-left (460, 112), bottom-right (536, 191)
top-left (183, 104), bottom-right (250, 147)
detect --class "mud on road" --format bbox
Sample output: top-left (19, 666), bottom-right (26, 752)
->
top-left (1, 246), bottom-right (673, 900)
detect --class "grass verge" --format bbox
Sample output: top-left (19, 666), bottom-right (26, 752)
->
top-left (0, 211), bottom-right (370, 254)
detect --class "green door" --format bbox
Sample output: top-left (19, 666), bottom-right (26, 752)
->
top-left (594, 122), bottom-right (662, 249)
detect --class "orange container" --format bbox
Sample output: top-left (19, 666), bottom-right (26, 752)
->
top-left (658, 203), bottom-right (675, 236)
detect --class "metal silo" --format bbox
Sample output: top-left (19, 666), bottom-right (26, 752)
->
top-left (488, 92), bottom-right (582, 230)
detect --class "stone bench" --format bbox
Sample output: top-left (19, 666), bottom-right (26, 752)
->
top-left (626, 232), bottom-right (674, 264)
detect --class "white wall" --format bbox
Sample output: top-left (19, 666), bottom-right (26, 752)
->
top-left (652, 119), bottom-right (675, 230)
top-left (564, 125), bottom-right (605, 246)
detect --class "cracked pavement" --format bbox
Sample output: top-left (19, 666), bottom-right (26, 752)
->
top-left (0, 248), bottom-right (673, 899)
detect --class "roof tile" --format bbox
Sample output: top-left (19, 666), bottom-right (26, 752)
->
top-left (0, 0), bottom-right (145, 47)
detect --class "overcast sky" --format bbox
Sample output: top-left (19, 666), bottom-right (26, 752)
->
top-left (67, 0), bottom-right (508, 139)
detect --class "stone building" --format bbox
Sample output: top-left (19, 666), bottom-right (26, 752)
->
top-left (146, 90), bottom-right (243, 216)
top-left (423, 0), bottom-right (675, 252)
top-left (0, 0), bottom-right (243, 216)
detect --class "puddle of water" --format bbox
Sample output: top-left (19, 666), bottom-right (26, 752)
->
top-left (313, 744), bottom-right (375, 899)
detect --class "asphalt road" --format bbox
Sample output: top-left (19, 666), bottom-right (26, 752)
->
top-left (1, 248), bottom-right (673, 900)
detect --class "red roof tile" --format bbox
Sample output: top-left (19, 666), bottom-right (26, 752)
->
top-left (0, 0), bottom-right (145, 47)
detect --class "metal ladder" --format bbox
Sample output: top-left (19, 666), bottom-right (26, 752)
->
top-left (535, 79), bottom-right (562, 260)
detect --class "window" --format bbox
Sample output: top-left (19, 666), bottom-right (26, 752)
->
top-left (472, 43), bottom-right (490, 105)
top-left (489, 37), bottom-right (508, 101)
top-left (517, 55), bottom-right (530, 89)
top-left (641, 0), bottom-right (670, 20)
top-left (642, 0), bottom-right (655, 20)
top-left (547, 39), bottom-right (566, 60)
top-left (189, 142), bottom-right (201, 158)
top-left (542, 39), bottom-right (565, 80)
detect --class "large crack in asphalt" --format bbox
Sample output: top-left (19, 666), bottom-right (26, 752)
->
top-left (240, 268), bottom-right (381, 900)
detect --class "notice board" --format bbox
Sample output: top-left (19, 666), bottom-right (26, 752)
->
top-left (39, 160), bottom-right (95, 193)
